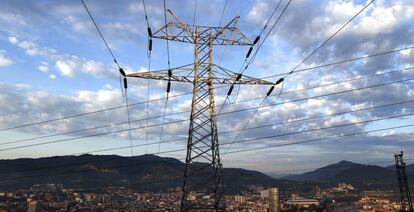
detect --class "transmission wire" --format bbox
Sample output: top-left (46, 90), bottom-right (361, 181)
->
top-left (231, 0), bottom-right (375, 155)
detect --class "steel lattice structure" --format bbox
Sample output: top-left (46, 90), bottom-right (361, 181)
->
top-left (127, 10), bottom-right (272, 211)
top-left (394, 151), bottom-right (413, 212)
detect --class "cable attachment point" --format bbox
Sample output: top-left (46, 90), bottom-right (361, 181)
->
top-left (148, 39), bottom-right (153, 52)
top-left (147, 27), bottom-right (152, 38)
top-left (246, 47), bottom-right (253, 58)
top-left (266, 85), bottom-right (275, 96)
top-left (275, 77), bottom-right (284, 85)
top-left (227, 85), bottom-right (234, 96)
top-left (168, 69), bottom-right (172, 78)
top-left (236, 73), bottom-right (242, 81)
top-left (119, 67), bottom-right (126, 77)
top-left (167, 81), bottom-right (171, 93)
top-left (253, 36), bottom-right (260, 45)
top-left (166, 69), bottom-right (172, 93)
top-left (123, 77), bottom-right (128, 89)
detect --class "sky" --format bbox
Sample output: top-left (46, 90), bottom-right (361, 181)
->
top-left (0, 0), bottom-right (413, 174)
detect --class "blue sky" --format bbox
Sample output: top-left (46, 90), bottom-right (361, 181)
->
top-left (0, 0), bottom-right (413, 173)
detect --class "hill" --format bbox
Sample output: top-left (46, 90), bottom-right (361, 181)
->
top-left (284, 160), bottom-right (399, 185)
top-left (386, 164), bottom-right (414, 175)
top-left (0, 154), bottom-right (286, 194)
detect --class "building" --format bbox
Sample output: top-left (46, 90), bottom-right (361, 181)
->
top-left (27, 200), bottom-right (40, 212)
top-left (234, 195), bottom-right (246, 203)
top-left (261, 188), bottom-right (280, 212)
top-left (286, 197), bottom-right (319, 208)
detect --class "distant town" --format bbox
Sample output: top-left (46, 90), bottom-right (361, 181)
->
top-left (0, 182), bottom-right (403, 211)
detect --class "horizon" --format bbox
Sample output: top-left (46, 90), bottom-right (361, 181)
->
top-left (0, 152), bottom-right (405, 176)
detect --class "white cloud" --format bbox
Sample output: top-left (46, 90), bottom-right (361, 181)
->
top-left (0, 11), bottom-right (26, 26)
top-left (8, 36), bottom-right (18, 44)
top-left (354, 4), bottom-right (402, 35)
top-left (246, 0), bottom-right (269, 25)
top-left (49, 74), bottom-right (56, 79)
top-left (38, 65), bottom-right (49, 73)
top-left (17, 41), bottom-right (33, 49)
top-left (56, 60), bottom-right (75, 77)
top-left (10, 37), bottom-right (118, 78)
top-left (81, 60), bottom-right (105, 77)
top-left (400, 49), bottom-right (411, 57)
top-left (63, 15), bottom-right (92, 35)
top-left (0, 50), bottom-right (13, 67)
top-left (128, 2), bottom-right (144, 13)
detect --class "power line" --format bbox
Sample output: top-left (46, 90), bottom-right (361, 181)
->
top-left (142, 0), bottom-right (150, 29)
top-left (222, 104), bottom-right (414, 157)
top-left (246, 0), bottom-right (291, 69)
top-left (80, 0), bottom-right (128, 96)
top-left (1, 44), bottom-right (410, 133)
top-left (237, 0), bottom-right (375, 151)
top-left (1, 67), bottom-right (411, 152)
top-left (220, 0), bottom-right (292, 147)
top-left (222, 75), bottom-right (412, 155)
top-left (71, 98), bottom-right (414, 157)
top-left (216, 0), bottom-right (229, 65)
top-left (80, 0), bottom-right (119, 67)
top-left (260, 45), bottom-right (414, 80)
top-left (0, 76), bottom-right (411, 152)
top-left (0, 90), bottom-right (191, 132)
top-left (124, 88), bottom-right (134, 157)
top-left (0, 72), bottom-right (410, 148)
top-left (192, 0), bottom-right (198, 34)
top-left (1, 1), bottom-right (208, 133)
top-left (2, 122), bottom-right (412, 181)
top-left (157, 96), bottom-right (169, 155)
top-left (222, 112), bottom-right (414, 149)
top-left (290, 0), bottom-right (375, 76)
top-left (0, 85), bottom-right (227, 133)
top-left (1, 101), bottom-right (412, 173)
top-left (163, 0), bottom-right (171, 71)
top-left (225, 0), bottom-right (286, 102)
top-left (217, 0), bottom-right (228, 27)
top-left (95, 121), bottom-right (411, 158)
top-left (268, 0), bottom-right (375, 96)
top-left (143, 0), bottom-right (152, 155)
top-left (219, 0), bottom-right (288, 121)
top-left (224, 123), bottom-right (414, 155)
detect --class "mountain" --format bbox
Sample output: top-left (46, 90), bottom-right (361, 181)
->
top-left (386, 164), bottom-right (414, 175)
top-left (284, 160), bottom-right (398, 185)
top-left (0, 154), bottom-right (285, 194)
top-left (267, 173), bottom-right (292, 179)
top-left (286, 160), bottom-right (361, 181)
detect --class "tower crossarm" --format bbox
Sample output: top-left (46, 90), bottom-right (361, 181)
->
top-left (126, 63), bottom-right (273, 85)
top-left (152, 9), bottom-right (253, 46)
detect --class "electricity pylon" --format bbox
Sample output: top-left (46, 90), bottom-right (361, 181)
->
top-left (127, 10), bottom-right (272, 211)
top-left (394, 151), bottom-right (413, 211)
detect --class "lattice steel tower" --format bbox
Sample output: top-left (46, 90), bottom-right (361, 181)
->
top-left (127, 10), bottom-right (272, 211)
top-left (394, 151), bottom-right (413, 211)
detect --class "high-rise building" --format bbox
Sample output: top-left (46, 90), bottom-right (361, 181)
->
top-left (27, 200), bottom-right (40, 212)
top-left (261, 188), bottom-right (280, 212)
top-left (269, 188), bottom-right (280, 212)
